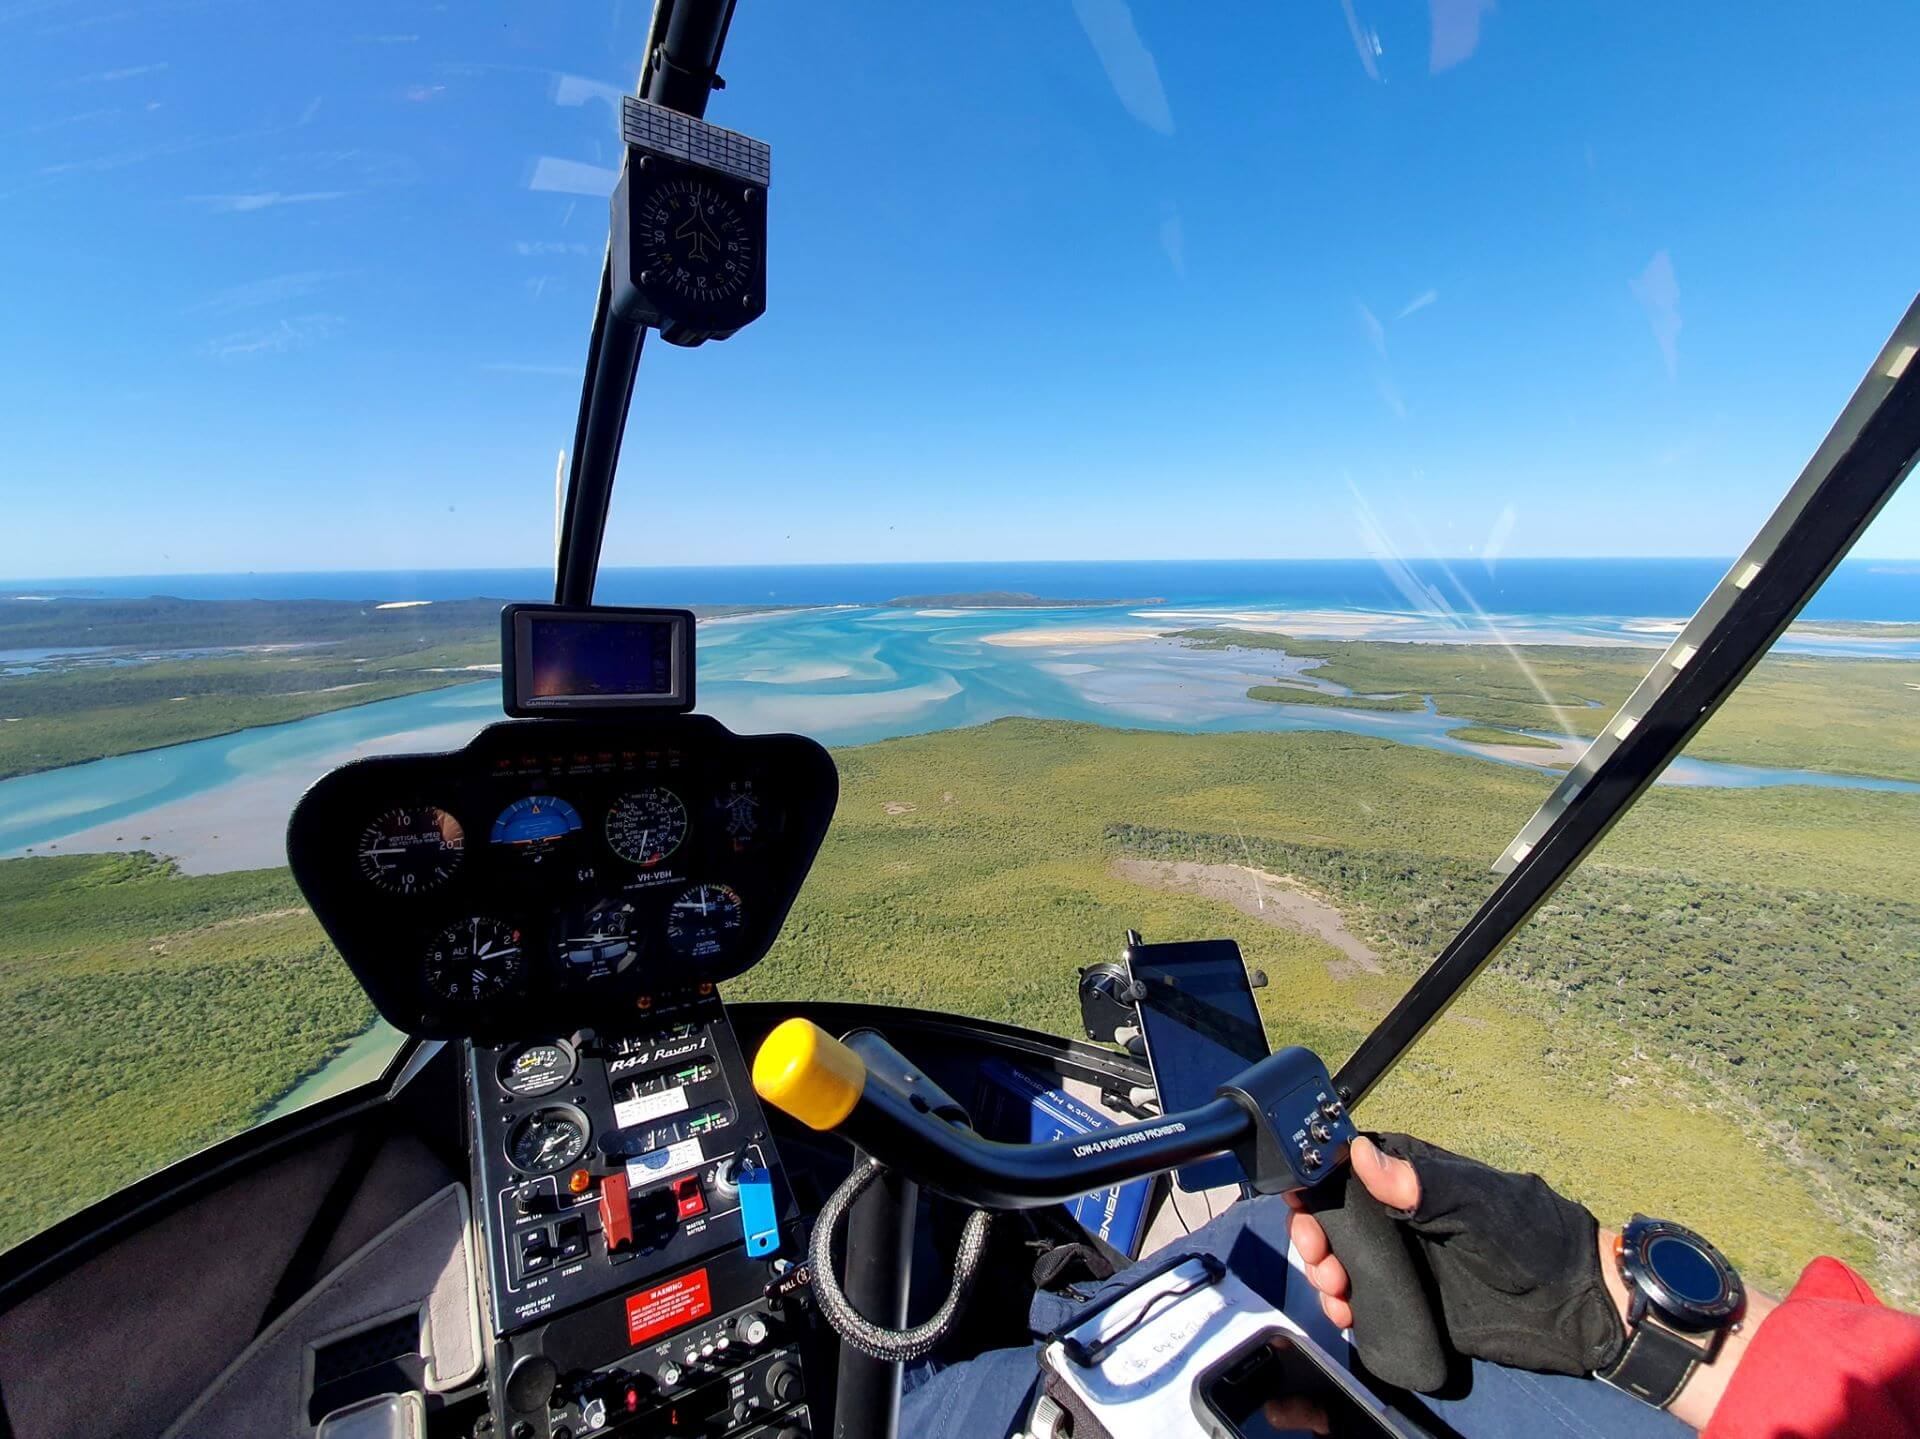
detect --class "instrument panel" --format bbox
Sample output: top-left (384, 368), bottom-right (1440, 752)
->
top-left (287, 717), bottom-right (837, 1038)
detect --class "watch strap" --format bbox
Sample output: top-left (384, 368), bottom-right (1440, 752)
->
top-left (1597, 1316), bottom-right (1709, 1409)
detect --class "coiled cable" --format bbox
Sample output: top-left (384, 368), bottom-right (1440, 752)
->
top-left (808, 1157), bottom-right (993, 1362)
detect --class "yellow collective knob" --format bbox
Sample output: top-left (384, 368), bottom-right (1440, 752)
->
top-left (752, 1018), bottom-right (866, 1130)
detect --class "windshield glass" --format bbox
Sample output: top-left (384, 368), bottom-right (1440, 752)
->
top-left (2, 1), bottom-right (1915, 1304)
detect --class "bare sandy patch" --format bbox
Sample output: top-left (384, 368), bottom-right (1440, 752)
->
top-left (1454, 733), bottom-right (1589, 767)
top-left (882, 801), bottom-right (918, 816)
top-left (1113, 858), bottom-right (1384, 978)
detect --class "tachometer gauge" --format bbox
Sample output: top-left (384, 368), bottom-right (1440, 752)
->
top-left (490, 795), bottom-right (582, 864)
top-left (714, 779), bottom-right (768, 853)
top-left (499, 1041), bottom-right (575, 1098)
top-left (557, 898), bottom-right (640, 982)
top-left (422, 917), bottom-right (525, 1003)
top-left (606, 788), bottom-right (688, 868)
top-left (507, 1105), bottom-right (590, 1176)
top-left (357, 806), bottom-right (464, 893)
top-left (665, 883), bottom-right (744, 959)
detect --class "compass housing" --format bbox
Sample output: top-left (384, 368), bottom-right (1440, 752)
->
top-left (611, 97), bottom-right (770, 345)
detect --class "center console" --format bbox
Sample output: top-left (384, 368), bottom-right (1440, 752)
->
top-left (471, 993), bottom-right (817, 1439)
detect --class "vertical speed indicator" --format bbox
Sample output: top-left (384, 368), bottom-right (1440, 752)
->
top-left (357, 806), bottom-right (464, 893)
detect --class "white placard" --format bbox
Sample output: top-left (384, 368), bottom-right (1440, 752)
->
top-left (614, 1086), bottom-right (689, 1129)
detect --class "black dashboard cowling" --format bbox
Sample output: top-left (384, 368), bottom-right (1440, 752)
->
top-left (286, 716), bottom-right (837, 1040)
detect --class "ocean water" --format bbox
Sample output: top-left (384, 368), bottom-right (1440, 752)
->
top-left (11, 557), bottom-right (1920, 622)
top-left (3, 592), bottom-right (1917, 864)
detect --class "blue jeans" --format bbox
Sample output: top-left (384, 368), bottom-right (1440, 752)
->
top-left (899, 1195), bottom-right (1692, 1439)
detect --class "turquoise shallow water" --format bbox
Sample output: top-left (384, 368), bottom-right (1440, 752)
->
top-left (2, 603), bottom-right (1916, 860)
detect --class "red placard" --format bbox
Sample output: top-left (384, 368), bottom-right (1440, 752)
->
top-left (625, 1269), bottom-right (713, 1346)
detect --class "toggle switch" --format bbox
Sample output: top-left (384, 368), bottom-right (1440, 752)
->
top-left (673, 1174), bottom-right (706, 1220)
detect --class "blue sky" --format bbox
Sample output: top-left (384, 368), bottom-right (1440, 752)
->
top-left (3, 0), bottom-right (1918, 578)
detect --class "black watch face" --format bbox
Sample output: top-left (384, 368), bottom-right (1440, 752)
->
top-left (636, 176), bottom-right (756, 307)
top-left (1646, 1235), bottom-right (1726, 1306)
top-left (1625, 1219), bottom-right (1742, 1325)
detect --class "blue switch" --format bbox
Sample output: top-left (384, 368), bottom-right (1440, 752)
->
top-left (738, 1166), bottom-right (780, 1258)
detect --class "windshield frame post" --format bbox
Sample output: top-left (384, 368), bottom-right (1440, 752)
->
top-left (553, 0), bottom-right (740, 605)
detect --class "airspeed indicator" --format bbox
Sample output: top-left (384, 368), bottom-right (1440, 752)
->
top-left (606, 788), bottom-right (688, 868)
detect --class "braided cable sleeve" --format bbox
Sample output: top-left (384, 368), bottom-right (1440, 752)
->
top-left (808, 1158), bottom-right (994, 1363)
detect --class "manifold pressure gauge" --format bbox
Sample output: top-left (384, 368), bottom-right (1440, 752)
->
top-left (611, 97), bottom-right (770, 346)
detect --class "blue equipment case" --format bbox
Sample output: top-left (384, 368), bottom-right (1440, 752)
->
top-left (970, 1058), bottom-right (1155, 1257)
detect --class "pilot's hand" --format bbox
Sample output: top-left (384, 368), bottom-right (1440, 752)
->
top-left (1288, 1134), bottom-right (1627, 1377)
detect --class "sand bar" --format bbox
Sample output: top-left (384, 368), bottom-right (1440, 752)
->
top-left (980, 626), bottom-right (1155, 648)
top-left (1138, 608), bottom-right (1424, 637)
top-left (28, 717), bottom-right (488, 874)
top-left (1453, 733), bottom-right (1589, 767)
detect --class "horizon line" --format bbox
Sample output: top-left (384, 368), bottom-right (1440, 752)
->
top-left (7, 554), bottom-right (1920, 585)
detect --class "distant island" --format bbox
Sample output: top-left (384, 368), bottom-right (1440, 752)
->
top-left (883, 590), bottom-right (1164, 609)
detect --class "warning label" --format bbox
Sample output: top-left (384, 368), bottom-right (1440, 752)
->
top-left (625, 1269), bottom-right (713, 1347)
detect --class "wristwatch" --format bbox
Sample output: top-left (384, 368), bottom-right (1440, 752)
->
top-left (1597, 1215), bottom-right (1746, 1409)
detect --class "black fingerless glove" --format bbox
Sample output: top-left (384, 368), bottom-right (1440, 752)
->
top-left (1372, 1132), bottom-right (1627, 1377)
top-left (1306, 1133), bottom-right (1628, 1394)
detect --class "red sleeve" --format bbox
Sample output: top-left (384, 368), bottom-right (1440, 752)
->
top-left (1704, 1258), bottom-right (1920, 1439)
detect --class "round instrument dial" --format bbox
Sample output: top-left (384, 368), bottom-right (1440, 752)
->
top-left (557, 897), bottom-right (640, 982)
top-left (357, 806), bottom-right (463, 893)
top-left (606, 788), bottom-right (688, 868)
top-left (665, 883), bottom-right (744, 960)
top-left (490, 795), bottom-right (582, 865)
top-left (499, 1042), bottom-right (576, 1098)
top-left (507, 1105), bottom-right (590, 1176)
top-left (422, 917), bottom-right (525, 1003)
top-left (635, 177), bottom-right (756, 305)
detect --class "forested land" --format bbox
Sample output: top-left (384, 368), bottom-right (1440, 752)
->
top-left (1170, 627), bottom-right (1920, 781)
top-left (1110, 821), bottom-right (1920, 1293)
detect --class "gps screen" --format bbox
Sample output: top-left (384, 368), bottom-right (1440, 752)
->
top-left (528, 616), bottom-right (675, 699)
top-left (503, 605), bottom-right (693, 714)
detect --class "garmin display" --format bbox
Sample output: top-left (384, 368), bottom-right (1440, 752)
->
top-left (500, 603), bottom-right (694, 716)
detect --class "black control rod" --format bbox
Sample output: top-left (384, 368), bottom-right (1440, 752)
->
top-left (1336, 298), bottom-right (1920, 1107)
top-left (553, 0), bottom-right (738, 606)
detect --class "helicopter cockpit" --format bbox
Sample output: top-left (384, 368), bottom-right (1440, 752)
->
top-left (1, 2), bottom-right (1917, 1438)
